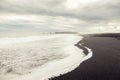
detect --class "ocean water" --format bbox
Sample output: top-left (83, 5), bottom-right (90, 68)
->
top-left (0, 34), bottom-right (87, 80)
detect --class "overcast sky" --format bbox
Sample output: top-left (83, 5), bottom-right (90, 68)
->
top-left (0, 0), bottom-right (120, 34)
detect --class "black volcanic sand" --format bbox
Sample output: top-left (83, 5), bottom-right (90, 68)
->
top-left (50, 35), bottom-right (120, 80)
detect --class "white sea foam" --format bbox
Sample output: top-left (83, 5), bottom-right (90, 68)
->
top-left (0, 35), bottom-right (59, 45)
top-left (0, 34), bottom-right (92, 80)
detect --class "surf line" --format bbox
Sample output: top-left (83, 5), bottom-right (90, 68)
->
top-left (50, 38), bottom-right (93, 80)
top-left (75, 41), bottom-right (93, 62)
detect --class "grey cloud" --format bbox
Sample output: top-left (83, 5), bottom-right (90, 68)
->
top-left (0, 0), bottom-right (120, 33)
top-left (0, 0), bottom-right (120, 23)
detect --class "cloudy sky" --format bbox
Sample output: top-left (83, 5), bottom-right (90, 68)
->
top-left (0, 0), bottom-right (120, 34)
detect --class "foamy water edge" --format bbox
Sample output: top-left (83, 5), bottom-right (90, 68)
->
top-left (0, 35), bottom-right (93, 80)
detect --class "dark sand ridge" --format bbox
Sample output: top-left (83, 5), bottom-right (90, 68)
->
top-left (50, 34), bottom-right (120, 80)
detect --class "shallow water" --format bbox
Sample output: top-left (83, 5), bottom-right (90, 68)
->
top-left (0, 34), bottom-right (87, 80)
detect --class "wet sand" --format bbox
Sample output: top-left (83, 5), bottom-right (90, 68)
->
top-left (51, 34), bottom-right (120, 80)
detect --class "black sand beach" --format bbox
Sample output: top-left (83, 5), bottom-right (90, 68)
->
top-left (50, 34), bottom-right (120, 80)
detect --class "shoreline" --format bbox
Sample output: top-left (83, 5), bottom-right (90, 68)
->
top-left (50, 36), bottom-right (93, 80)
top-left (51, 34), bottom-right (120, 80)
